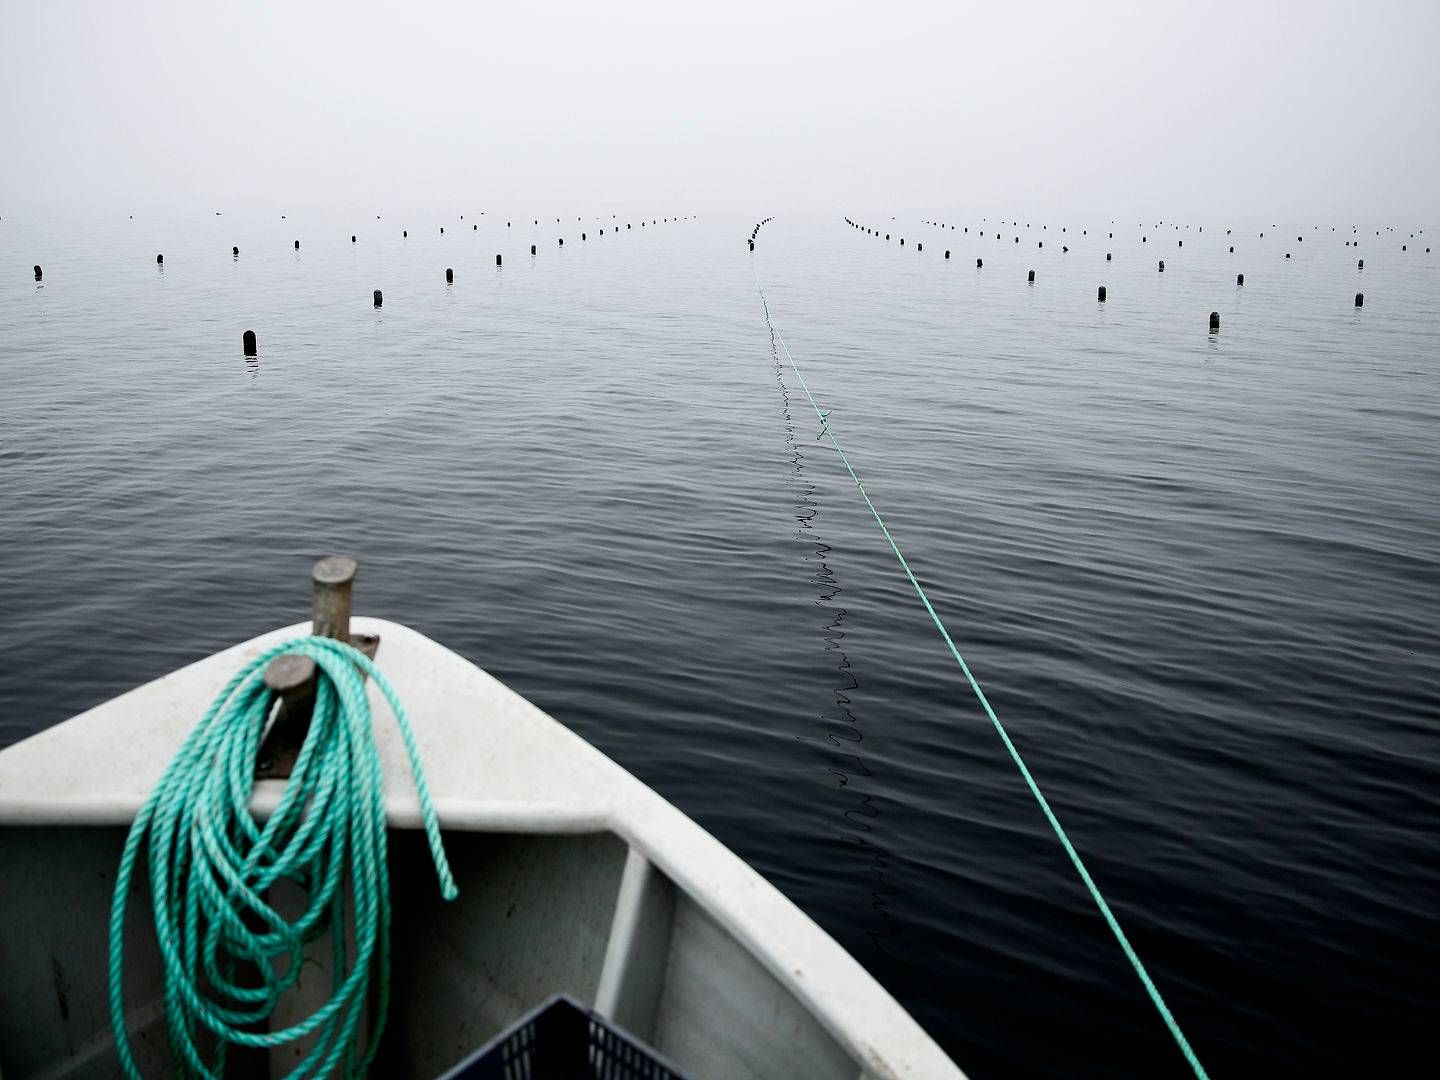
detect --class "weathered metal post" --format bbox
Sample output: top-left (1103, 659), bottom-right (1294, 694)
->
top-left (312, 556), bottom-right (357, 641)
top-left (257, 556), bottom-right (377, 778)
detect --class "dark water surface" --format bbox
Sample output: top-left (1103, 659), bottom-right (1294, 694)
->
top-left (2, 210), bottom-right (1437, 1077)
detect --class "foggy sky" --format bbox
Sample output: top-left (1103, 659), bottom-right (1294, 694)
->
top-left (2, 0), bottom-right (1437, 222)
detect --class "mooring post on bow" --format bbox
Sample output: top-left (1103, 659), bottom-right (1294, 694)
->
top-left (257, 556), bottom-right (379, 778)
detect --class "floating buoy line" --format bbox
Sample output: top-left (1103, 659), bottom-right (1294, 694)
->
top-left (844, 214), bottom-right (1399, 327)
top-left (22, 211), bottom-right (695, 357)
top-left (751, 242), bottom-right (1211, 1080)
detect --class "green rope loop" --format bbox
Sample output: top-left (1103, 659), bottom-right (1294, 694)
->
top-left (108, 634), bottom-right (457, 1079)
top-left (753, 267), bottom-right (1209, 1079)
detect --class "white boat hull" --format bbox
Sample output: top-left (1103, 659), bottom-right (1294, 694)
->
top-left (0, 619), bottom-right (963, 1079)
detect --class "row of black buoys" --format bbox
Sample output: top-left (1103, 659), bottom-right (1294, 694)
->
top-left (243, 330), bottom-right (257, 356)
top-left (445, 268), bottom-right (454, 283)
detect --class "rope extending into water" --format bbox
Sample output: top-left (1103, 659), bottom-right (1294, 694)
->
top-left (753, 271), bottom-right (1209, 1079)
top-left (107, 635), bottom-right (457, 1079)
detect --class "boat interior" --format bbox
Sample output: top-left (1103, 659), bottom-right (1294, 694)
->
top-left (0, 824), bottom-right (867, 1079)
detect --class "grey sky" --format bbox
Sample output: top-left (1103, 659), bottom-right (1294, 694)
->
top-left (2, 0), bottom-right (1437, 221)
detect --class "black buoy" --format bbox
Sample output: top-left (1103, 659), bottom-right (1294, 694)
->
top-left (1209, 311), bottom-right (1220, 332)
top-left (34, 264), bottom-right (42, 281)
top-left (403, 230), bottom-right (408, 237)
top-left (531, 244), bottom-right (536, 255)
top-left (157, 253), bottom-right (164, 265)
top-left (1285, 253), bottom-right (1291, 259)
top-left (1106, 252), bottom-right (1112, 261)
top-left (440, 227), bottom-right (444, 234)
top-left (1098, 285), bottom-right (1107, 302)
top-left (900, 238), bottom-right (904, 245)
top-left (294, 240), bottom-right (300, 250)
top-left (445, 268), bottom-right (453, 284)
top-left (1229, 246), bottom-right (1234, 253)
top-left (1028, 270), bottom-right (1035, 282)
top-left (1355, 292), bottom-right (1364, 307)
top-left (474, 224), bottom-right (477, 230)
top-left (748, 240), bottom-right (754, 251)
top-left (1179, 240), bottom-right (1183, 247)
top-left (944, 250), bottom-right (950, 259)
top-left (582, 232), bottom-right (587, 240)
top-left (917, 243), bottom-right (922, 251)
top-left (373, 290), bottom-right (382, 307)
top-left (1159, 260), bottom-right (1165, 272)
top-left (559, 238), bottom-right (564, 246)
top-left (1358, 259), bottom-right (1364, 269)
top-left (1143, 236), bottom-right (1147, 243)
top-left (976, 258), bottom-right (983, 268)
top-left (351, 235), bottom-right (356, 243)
top-left (1237, 273), bottom-right (1245, 285)
top-left (1038, 241), bottom-right (1043, 248)
top-left (496, 254), bottom-right (502, 266)
top-left (242, 330), bottom-right (257, 356)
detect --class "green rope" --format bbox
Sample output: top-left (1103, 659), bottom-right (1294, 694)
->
top-left (108, 634), bottom-right (457, 1079)
top-left (754, 274), bottom-right (1209, 1079)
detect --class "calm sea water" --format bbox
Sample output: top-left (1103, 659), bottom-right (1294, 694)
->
top-left (2, 209), bottom-right (1437, 1078)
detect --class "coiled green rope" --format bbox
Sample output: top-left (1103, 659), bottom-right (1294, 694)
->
top-left (108, 635), bottom-right (457, 1079)
top-left (754, 269), bottom-right (1209, 1079)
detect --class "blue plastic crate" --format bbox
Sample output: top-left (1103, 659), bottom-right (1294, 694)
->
top-left (437, 994), bottom-right (690, 1080)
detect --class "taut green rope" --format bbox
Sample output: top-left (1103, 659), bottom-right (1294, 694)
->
top-left (107, 634), bottom-right (457, 1079)
top-left (753, 271), bottom-right (1209, 1079)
